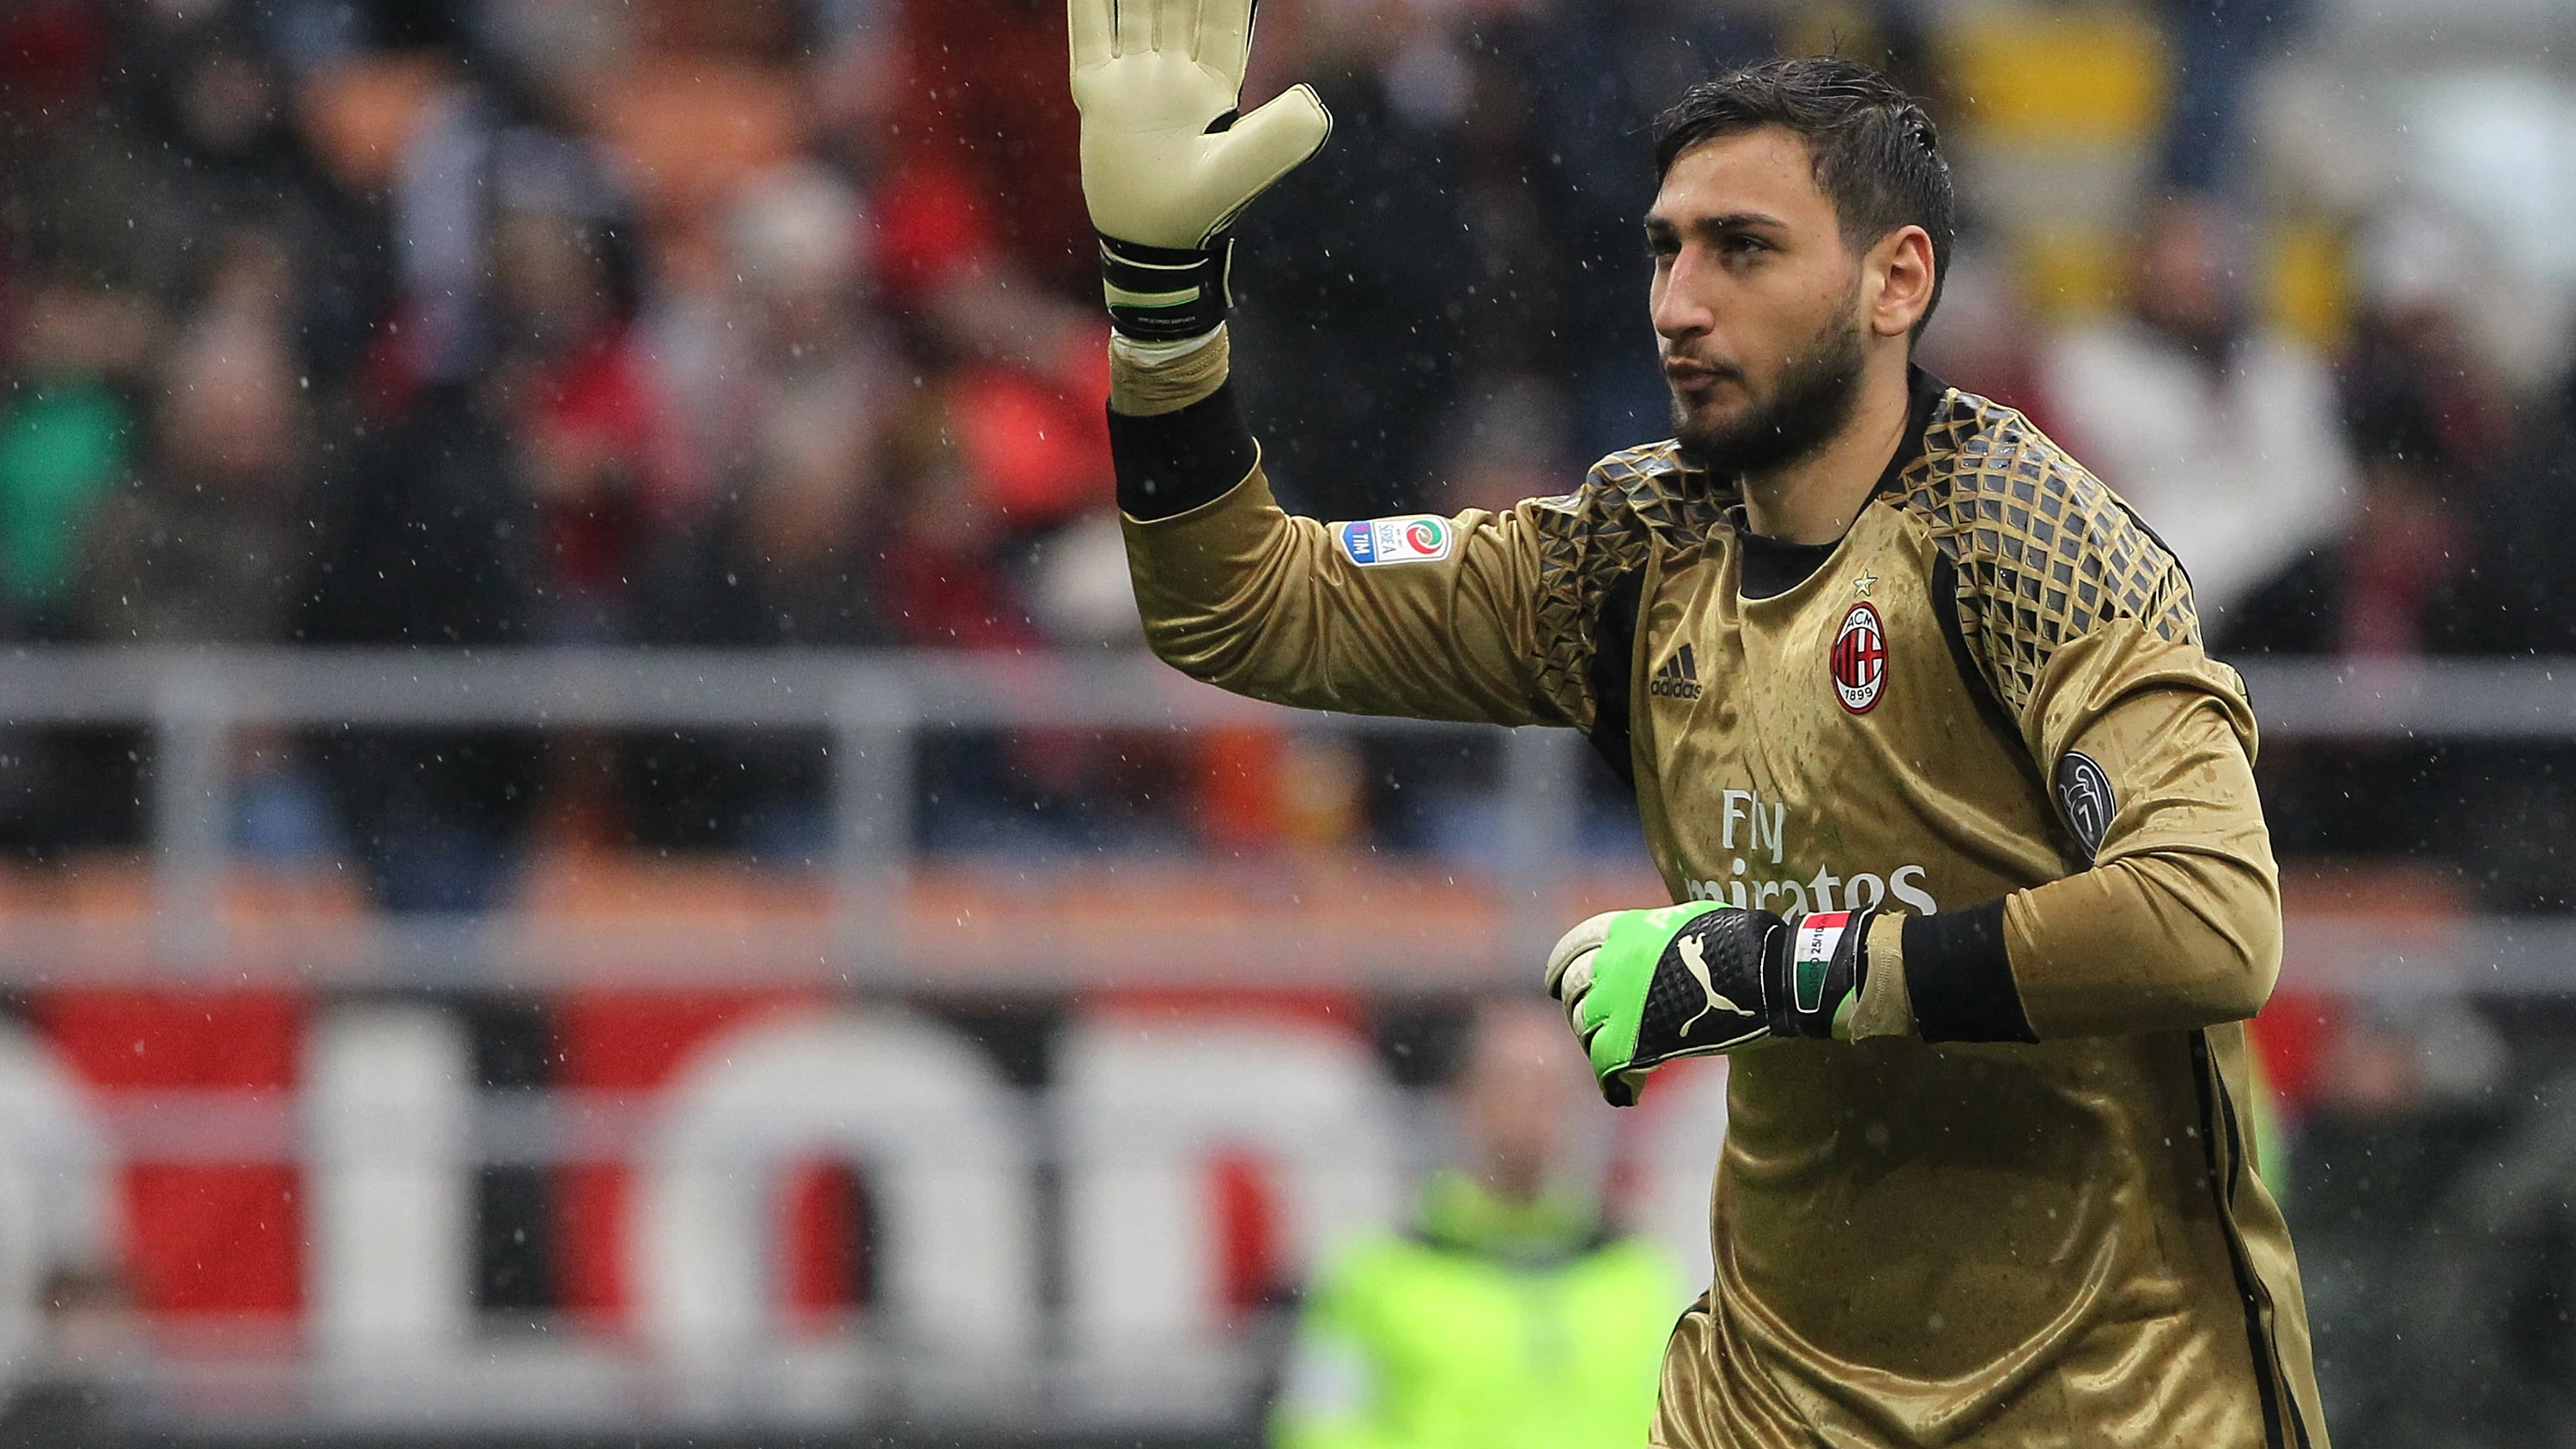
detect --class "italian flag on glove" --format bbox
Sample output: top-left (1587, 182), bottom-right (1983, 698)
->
top-left (1543, 901), bottom-right (1879, 1106)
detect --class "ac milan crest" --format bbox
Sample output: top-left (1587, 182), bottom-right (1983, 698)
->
top-left (1832, 602), bottom-right (1887, 714)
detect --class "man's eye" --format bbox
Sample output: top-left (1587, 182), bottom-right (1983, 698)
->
top-left (1724, 235), bottom-right (1768, 257)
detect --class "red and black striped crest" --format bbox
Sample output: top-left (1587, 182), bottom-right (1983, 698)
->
top-left (1832, 603), bottom-right (1887, 714)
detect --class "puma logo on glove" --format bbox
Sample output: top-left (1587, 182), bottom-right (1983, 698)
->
top-left (1545, 901), bottom-right (1878, 1106)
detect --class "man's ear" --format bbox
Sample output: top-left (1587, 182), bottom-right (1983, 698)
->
top-left (1867, 226), bottom-right (1937, 340)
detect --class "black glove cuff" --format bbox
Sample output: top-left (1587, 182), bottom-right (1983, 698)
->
top-left (1773, 906), bottom-right (1876, 1039)
top-left (1099, 233), bottom-right (1233, 343)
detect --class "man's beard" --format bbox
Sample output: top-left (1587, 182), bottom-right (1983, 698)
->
top-left (1669, 303), bottom-right (1868, 482)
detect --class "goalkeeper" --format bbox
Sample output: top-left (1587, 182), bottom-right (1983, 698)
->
top-left (1074, 7), bottom-right (2326, 1446)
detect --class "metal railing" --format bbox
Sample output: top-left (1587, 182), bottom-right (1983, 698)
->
top-left (0, 647), bottom-right (2566, 989)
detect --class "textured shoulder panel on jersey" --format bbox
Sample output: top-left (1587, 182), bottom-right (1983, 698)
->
top-left (1527, 441), bottom-right (1731, 724)
top-left (1893, 390), bottom-right (2200, 723)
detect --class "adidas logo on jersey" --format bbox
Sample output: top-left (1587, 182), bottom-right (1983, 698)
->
top-left (1649, 643), bottom-right (1704, 700)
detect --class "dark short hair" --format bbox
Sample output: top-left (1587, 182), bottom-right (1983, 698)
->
top-left (1653, 57), bottom-right (1955, 338)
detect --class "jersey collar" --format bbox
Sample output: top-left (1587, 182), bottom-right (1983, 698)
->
top-left (1730, 365), bottom-right (1953, 601)
top-left (1871, 362), bottom-right (1953, 504)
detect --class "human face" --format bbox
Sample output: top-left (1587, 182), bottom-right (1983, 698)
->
top-left (2132, 196), bottom-right (2237, 354)
top-left (1456, 1001), bottom-right (1583, 1203)
top-left (1645, 128), bottom-right (1874, 477)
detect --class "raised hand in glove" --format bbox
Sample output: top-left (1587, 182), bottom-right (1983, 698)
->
top-left (1544, 902), bottom-right (1880, 1106)
top-left (1070, 0), bottom-right (1331, 343)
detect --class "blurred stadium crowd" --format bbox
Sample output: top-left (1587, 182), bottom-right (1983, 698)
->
top-left (0, 0), bottom-right (2570, 897)
top-left (0, 0), bottom-right (2573, 1442)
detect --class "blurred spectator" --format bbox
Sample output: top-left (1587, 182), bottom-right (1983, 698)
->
top-left (671, 169), bottom-right (873, 487)
top-left (628, 169), bottom-right (893, 856)
top-left (69, 241), bottom-right (338, 864)
top-left (2401, 309), bottom-right (2576, 915)
top-left (1915, 239), bottom-right (2056, 428)
top-left (2439, 324), bottom-right (2576, 662)
top-left (78, 265), bottom-right (309, 646)
top-left (1235, 0), bottom-right (1792, 510)
top-left (872, 393), bottom-right (1042, 652)
top-left (896, 0), bottom-right (1091, 293)
top-left (2154, 0), bottom-right (2305, 191)
top-left (298, 374), bottom-right (544, 908)
top-left (379, 33), bottom-right (638, 387)
top-left (112, 4), bottom-right (389, 375)
top-left (489, 193), bottom-right (683, 643)
top-left (2039, 194), bottom-right (2354, 632)
top-left (1271, 999), bottom-right (1675, 1449)
top-left (643, 399), bottom-right (888, 650)
top-left (875, 366), bottom-right (1188, 853)
top-left (805, 0), bottom-right (903, 180)
top-left (2214, 310), bottom-right (2470, 877)
top-left (352, 32), bottom-right (671, 641)
top-left (0, 281), bottom-right (152, 640)
top-left (645, 161), bottom-right (893, 638)
top-left (0, 274), bottom-right (157, 861)
top-left (2222, 306), bottom-right (2495, 660)
top-left (1496, 0), bottom-right (1776, 467)
top-left (1230, 1), bottom-right (1485, 518)
top-left (2220, 279), bottom-right (2546, 906)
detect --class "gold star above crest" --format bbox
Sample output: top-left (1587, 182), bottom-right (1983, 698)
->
top-left (1852, 573), bottom-right (1877, 597)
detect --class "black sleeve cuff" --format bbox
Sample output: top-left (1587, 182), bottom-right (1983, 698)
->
top-left (1109, 382), bottom-right (1261, 521)
top-left (1903, 899), bottom-right (2039, 1044)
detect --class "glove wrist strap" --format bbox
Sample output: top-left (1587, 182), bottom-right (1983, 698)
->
top-left (1099, 233), bottom-right (1233, 343)
top-left (1781, 906), bottom-right (1875, 1039)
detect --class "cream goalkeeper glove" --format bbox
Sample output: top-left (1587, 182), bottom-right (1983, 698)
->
top-left (1070, 0), bottom-right (1332, 343)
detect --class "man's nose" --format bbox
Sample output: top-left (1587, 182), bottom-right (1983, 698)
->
top-left (1653, 252), bottom-right (1715, 342)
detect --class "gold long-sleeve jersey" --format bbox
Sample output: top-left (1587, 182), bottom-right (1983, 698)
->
top-left (1116, 363), bottom-right (2325, 1448)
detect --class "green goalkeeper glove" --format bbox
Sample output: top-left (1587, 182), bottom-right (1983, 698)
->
top-left (1544, 903), bottom-right (1880, 1106)
top-left (1069, 0), bottom-right (1331, 343)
